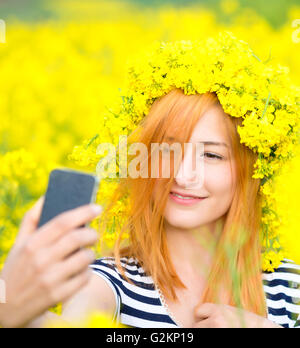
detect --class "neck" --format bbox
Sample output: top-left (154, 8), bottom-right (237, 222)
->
top-left (164, 218), bottom-right (224, 280)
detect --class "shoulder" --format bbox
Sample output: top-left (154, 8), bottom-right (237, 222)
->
top-left (90, 256), bottom-right (143, 275)
top-left (262, 259), bottom-right (300, 328)
top-left (263, 259), bottom-right (300, 290)
top-left (263, 258), bottom-right (300, 285)
top-left (89, 256), bottom-right (154, 290)
top-left (90, 256), bottom-right (133, 280)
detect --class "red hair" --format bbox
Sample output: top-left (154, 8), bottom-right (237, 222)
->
top-left (99, 88), bottom-right (267, 317)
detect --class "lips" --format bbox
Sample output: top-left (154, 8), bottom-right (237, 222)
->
top-left (169, 192), bottom-right (207, 205)
top-left (170, 191), bottom-right (206, 199)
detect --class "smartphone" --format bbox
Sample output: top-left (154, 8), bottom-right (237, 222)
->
top-left (37, 168), bottom-right (100, 229)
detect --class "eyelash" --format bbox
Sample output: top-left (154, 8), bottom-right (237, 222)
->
top-left (161, 148), bottom-right (223, 160)
top-left (201, 152), bottom-right (223, 160)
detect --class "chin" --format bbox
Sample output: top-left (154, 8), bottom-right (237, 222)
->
top-left (165, 217), bottom-right (205, 230)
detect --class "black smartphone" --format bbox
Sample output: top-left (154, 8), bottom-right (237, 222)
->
top-left (37, 168), bottom-right (100, 229)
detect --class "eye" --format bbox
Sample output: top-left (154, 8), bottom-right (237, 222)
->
top-left (200, 152), bottom-right (223, 160)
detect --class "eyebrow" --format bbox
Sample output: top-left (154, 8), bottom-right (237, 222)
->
top-left (198, 141), bottom-right (229, 148)
top-left (165, 137), bottom-right (228, 148)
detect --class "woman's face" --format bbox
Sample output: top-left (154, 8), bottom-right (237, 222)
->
top-left (161, 104), bottom-right (237, 231)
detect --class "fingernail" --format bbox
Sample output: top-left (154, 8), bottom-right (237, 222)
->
top-left (91, 204), bottom-right (103, 215)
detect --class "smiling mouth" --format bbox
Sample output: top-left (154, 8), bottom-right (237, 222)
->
top-left (170, 192), bottom-right (207, 200)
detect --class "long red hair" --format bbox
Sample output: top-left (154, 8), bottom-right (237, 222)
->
top-left (99, 88), bottom-right (267, 317)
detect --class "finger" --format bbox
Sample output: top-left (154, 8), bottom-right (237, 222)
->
top-left (29, 269), bottom-right (93, 314)
top-left (50, 249), bottom-right (95, 283)
top-left (48, 228), bottom-right (98, 261)
top-left (52, 269), bottom-right (92, 305)
top-left (33, 204), bottom-right (102, 248)
top-left (17, 196), bottom-right (45, 242)
top-left (194, 302), bottom-right (215, 320)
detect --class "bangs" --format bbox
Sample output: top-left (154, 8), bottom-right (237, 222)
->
top-left (143, 88), bottom-right (220, 146)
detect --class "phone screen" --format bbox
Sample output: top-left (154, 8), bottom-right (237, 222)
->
top-left (37, 168), bottom-right (100, 229)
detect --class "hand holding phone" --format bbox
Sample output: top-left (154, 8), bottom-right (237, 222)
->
top-left (0, 168), bottom-right (102, 328)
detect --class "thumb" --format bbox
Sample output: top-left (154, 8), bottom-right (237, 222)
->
top-left (17, 196), bottom-right (45, 243)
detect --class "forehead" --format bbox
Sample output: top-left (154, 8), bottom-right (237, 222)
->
top-left (189, 105), bottom-right (230, 145)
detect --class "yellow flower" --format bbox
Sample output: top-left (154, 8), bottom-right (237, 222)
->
top-left (45, 311), bottom-right (127, 328)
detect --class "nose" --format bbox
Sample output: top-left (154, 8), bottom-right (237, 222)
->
top-left (175, 143), bottom-right (204, 190)
top-left (175, 162), bottom-right (196, 188)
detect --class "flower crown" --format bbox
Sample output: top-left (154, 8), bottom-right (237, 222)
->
top-left (72, 31), bottom-right (300, 272)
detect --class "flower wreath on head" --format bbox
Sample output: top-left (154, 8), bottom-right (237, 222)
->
top-left (70, 31), bottom-right (300, 272)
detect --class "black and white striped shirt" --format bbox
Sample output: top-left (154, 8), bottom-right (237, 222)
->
top-left (89, 257), bottom-right (300, 328)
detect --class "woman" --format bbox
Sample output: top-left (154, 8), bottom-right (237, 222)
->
top-left (85, 89), bottom-right (300, 328)
top-left (1, 34), bottom-right (300, 328)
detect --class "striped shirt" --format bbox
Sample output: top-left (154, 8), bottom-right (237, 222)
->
top-left (89, 257), bottom-right (300, 328)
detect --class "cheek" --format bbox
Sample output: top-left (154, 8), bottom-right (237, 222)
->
top-left (205, 163), bottom-right (235, 196)
top-left (203, 161), bottom-right (237, 220)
